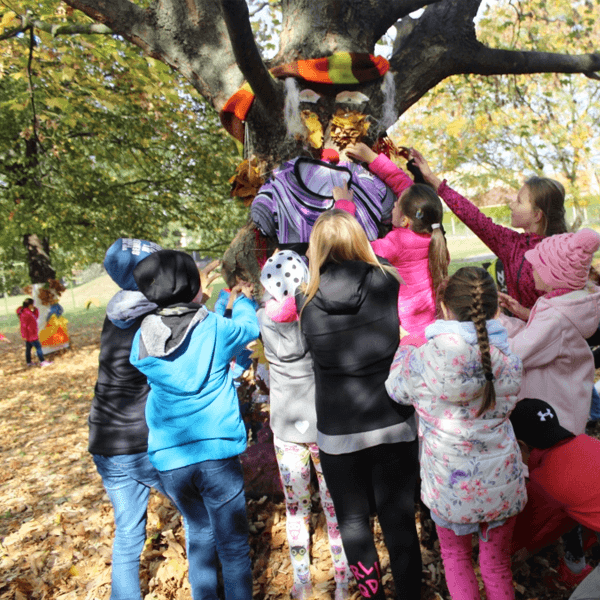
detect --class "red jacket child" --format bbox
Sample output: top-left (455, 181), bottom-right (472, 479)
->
top-left (17, 303), bottom-right (40, 342)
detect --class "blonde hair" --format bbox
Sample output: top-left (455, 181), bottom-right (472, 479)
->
top-left (440, 267), bottom-right (498, 417)
top-left (400, 184), bottom-right (449, 296)
top-left (300, 210), bottom-right (400, 316)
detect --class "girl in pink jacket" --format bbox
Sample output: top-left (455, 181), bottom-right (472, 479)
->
top-left (16, 298), bottom-right (51, 367)
top-left (342, 142), bottom-right (450, 342)
top-left (499, 228), bottom-right (600, 437)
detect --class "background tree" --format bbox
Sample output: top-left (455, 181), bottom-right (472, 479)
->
top-left (393, 0), bottom-right (600, 217)
top-left (2, 0), bottom-right (599, 286)
top-left (0, 8), bottom-right (245, 289)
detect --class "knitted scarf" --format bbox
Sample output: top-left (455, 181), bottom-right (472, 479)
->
top-left (219, 53), bottom-right (390, 143)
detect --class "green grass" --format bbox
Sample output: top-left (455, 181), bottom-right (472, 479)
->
top-left (0, 273), bottom-right (227, 336)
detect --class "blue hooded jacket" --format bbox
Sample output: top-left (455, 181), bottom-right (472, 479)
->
top-left (130, 295), bottom-right (259, 471)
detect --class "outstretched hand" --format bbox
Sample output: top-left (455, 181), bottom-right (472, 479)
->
top-left (345, 142), bottom-right (378, 165)
top-left (409, 149), bottom-right (432, 179)
top-left (199, 259), bottom-right (221, 302)
top-left (226, 281), bottom-right (255, 310)
top-left (498, 291), bottom-right (531, 321)
top-left (332, 181), bottom-right (354, 203)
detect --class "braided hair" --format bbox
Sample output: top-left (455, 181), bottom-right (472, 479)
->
top-left (441, 267), bottom-right (498, 417)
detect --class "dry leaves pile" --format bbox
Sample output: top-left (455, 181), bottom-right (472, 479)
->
top-left (0, 316), bottom-right (597, 600)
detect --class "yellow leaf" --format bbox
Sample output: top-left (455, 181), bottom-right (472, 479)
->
top-left (474, 114), bottom-right (488, 132)
top-left (301, 111), bottom-right (323, 148)
top-left (1, 11), bottom-right (17, 28)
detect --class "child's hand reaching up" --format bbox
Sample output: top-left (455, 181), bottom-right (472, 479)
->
top-left (332, 181), bottom-right (354, 203)
top-left (346, 142), bottom-right (378, 165)
top-left (498, 291), bottom-right (531, 321)
top-left (410, 149), bottom-right (442, 191)
top-left (199, 260), bottom-right (221, 301)
top-left (226, 281), bottom-right (255, 310)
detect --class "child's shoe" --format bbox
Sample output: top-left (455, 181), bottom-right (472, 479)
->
top-left (556, 557), bottom-right (594, 587)
top-left (27, 363), bottom-right (35, 367)
top-left (334, 585), bottom-right (350, 600)
top-left (40, 360), bottom-right (52, 367)
top-left (291, 582), bottom-right (313, 599)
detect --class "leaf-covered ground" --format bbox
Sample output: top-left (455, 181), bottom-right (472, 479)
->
top-left (1, 316), bottom-right (598, 600)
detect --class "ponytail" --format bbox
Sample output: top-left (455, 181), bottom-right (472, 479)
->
top-left (401, 185), bottom-right (449, 296)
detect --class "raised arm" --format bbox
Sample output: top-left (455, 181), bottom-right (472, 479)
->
top-left (411, 149), bottom-right (519, 258)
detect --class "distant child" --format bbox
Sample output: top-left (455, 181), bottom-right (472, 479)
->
top-left (509, 398), bottom-right (600, 585)
top-left (386, 266), bottom-right (526, 600)
top-left (344, 142), bottom-right (449, 342)
top-left (410, 148), bottom-right (568, 311)
top-left (499, 228), bottom-right (600, 436)
top-left (257, 250), bottom-right (349, 600)
top-left (130, 249), bottom-right (259, 600)
top-left (16, 298), bottom-right (51, 367)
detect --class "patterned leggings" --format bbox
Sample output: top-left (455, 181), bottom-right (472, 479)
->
top-left (436, 516), bottom-right (517, 600)
top-left (274, 437), bottom-right (349, 588)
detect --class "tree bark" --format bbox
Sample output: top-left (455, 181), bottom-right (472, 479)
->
top-left (23, 234), bottom-right (56, 284)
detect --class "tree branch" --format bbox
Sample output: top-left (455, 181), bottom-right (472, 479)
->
top-left (219, 0), bottom-right (282, 116)
top-left (372, 0), bottom-right (445, 41)
top-left (455, 45), bottom-right (600, 79)
top-left (0, 12), bottom-right (113, 41)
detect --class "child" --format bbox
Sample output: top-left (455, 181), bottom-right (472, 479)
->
top-left (498, 228), bottom-right (600, 436)
top-left (257, 250), bottom-right (349, 600)
top-left (386, 266), bottom-right (526, 600)
top-left (342, 142), bottom-right (450, 342)
top-left (409, 149), bottom-right (568, 311)
top-left (509, 398), bottom-right (600, 585)
top-left (298, 210), bottom-right (421, 600)
top-left (16, 298), bottom-right (51, 367)
top-left (130, 249), bottom-right (259, 600)
top-left (89, 237), bottom-right (167, 600)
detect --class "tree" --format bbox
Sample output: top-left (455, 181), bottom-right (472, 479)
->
top-left (0, 8), bottom-right (245, 288)
top-left (2, 0), bottom-right (599, 284)
top-left (391, 0), bottom-right (600, 212)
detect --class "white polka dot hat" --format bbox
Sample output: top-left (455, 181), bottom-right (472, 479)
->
top-left (260, 250), bottom-right (309, 303)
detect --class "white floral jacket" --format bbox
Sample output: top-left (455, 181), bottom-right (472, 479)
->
top-left (385, 320), bottom-right (527, 525)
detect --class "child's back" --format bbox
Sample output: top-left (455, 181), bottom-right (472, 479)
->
top-left (386, 266), bottom-right (525, 600)
top-left (387, 318), bottom-right (526, 525)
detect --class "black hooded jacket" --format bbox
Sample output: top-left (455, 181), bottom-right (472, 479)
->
top-left (297, 260), bottom-right (414, 446)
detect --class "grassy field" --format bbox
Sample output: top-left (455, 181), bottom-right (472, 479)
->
top-left (0, 274), bottom-right (228, 338)
top-left (0, 233), bottom-right (496, 338)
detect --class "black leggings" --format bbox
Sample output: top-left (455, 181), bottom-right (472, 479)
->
top-left (319, 440), bottom-right (421, 600)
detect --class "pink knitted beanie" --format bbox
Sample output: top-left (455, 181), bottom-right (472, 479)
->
top-left (524, 228), bottom-right (600, 290)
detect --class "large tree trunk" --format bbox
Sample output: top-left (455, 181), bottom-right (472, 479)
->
top-left (23, 234), bottom-right (56, 284)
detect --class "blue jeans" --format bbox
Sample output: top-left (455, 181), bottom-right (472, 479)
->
top-left (93, 452), bottom-right (166, 600)
top-left (159, 456), bottom-right (252, 600)
top-left (25, 339), bottom-right (44, 363)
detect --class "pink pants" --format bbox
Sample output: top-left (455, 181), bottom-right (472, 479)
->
top-left (436, 516), bottom-right (517, 600)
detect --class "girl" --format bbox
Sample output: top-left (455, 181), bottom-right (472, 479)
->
top-left (297, 210), bottom-right (421, 600)
top-left (16, 298), bottom-right (51, 367)
top-left (257, 250), bottom-right (349, 600)
top-left (342, 142), bottom-right (450, 342)
top-left (386, 266), bottom-right (526, 600)
top-left (498, 228), bottom-right (600, 437)
top-left (409, 149), bottom-right (567, 311)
